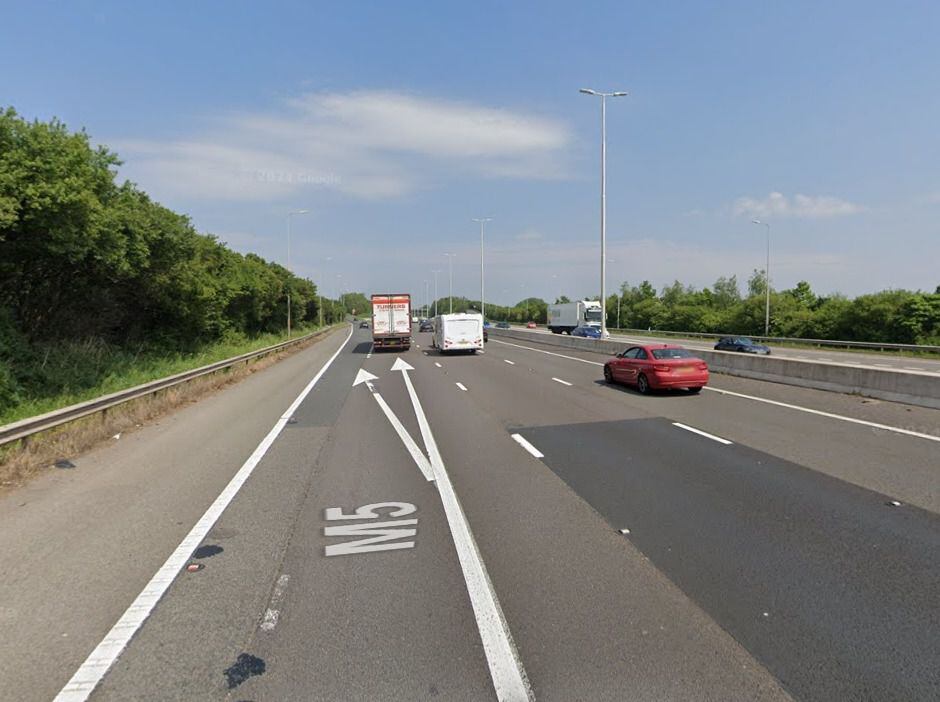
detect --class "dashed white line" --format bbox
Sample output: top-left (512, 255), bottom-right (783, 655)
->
top-left (551, 377), bottom-right (573, 386)
top-left (435, 362), bottom-right (442, 368)
top-left (489, 339), bottom-right (603, 366)
top-left (672, 422), bottom-right (733, 445)
top-left (456, 382), bottom-right (468, 392)
top-left (511, 433), bottom-right (544, 458)
top-left (55, 325), bottom-right (356, 702)
top-left (260, 573), bottom-right (291, 631)
top-left (504, 359), bottom-right (515, 365)
top-left (494, 337), bottom-right (940, 444)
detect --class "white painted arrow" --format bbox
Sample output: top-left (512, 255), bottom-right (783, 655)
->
top-left (390, 357), bottom-right (414, 373)
top-left (352, 365), bottom-right (432, 481)
top-left (353, 368), bottom-right (379, 387)
top-left (391, 350), bottom-right (532, 701)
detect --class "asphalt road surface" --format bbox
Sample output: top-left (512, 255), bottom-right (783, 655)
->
top-left (1, 324), bottom-right (937, 701)
top-left (511, 325), bottom-right (940, 374)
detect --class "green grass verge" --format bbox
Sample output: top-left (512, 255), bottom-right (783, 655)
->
top-left (0, 325), bottom-right (328, 426)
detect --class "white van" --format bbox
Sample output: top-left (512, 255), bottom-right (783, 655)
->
top-left (432, 313), bottom-right (484, 353)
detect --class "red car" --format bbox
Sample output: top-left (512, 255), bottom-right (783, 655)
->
top-left (603, 344), bottom-right (708, 394)
top-left (526, 321), bottom-right (537, 329)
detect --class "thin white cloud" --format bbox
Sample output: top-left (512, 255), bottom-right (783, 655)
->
top-left (515, 228), bottom-right (543, 241)
top-left (732, 191), bottom-right (866, 219)
top-left (112, 90), bottom-right (571, 202)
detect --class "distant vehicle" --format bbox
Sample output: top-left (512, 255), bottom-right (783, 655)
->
top-left (371, 293), bottom-right (412, 350)
top-left (483, 320), bottom-right (492, 328)
top-left (419, 320), bottom-right (434, 332)
top-left (526, 321), bottom-right (537, 329)
top-left (572, 325), bottom-right (602, 338)
top-left (483, 327), bottom-right (488, 343)
top-left (604, 344), bottom-right (709, 394)
top-left (495, 321), bottom-right (511, 329)
top-left (432, 313), bottom-right (484, 353)
top-left (714, 336), bottom-right (771, 355)
top-left (359, 321), bottom-right (369, 329)
top-left (548, 301), bottom-right (602, 334)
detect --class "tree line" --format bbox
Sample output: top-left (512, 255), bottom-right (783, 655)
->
top-left (431, 270), bottom-right (939, 344)
top-left (0, 107), bottom-right (346, 411)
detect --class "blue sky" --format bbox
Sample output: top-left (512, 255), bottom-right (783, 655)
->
top-left (3, 1), bottom-right (939, 304)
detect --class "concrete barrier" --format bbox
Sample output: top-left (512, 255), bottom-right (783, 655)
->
top-left (489, 329), bottom-right (940, 410)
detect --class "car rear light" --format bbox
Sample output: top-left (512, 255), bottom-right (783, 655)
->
top-left (653, 364), bottom-right (671, 372)
top-left (698, 363), bottom-right (708, 370)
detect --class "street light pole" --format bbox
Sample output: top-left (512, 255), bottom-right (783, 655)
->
top-left (432, 270), bottom-right (441, 317)
top-left (751, 219), bottom-right (772, 335)
top-left (444, 253), bottom-right (456, 313)
top-left (286, 209), bottom-right (309, 337)
top-left (473, 218), bottom-right (492, 319)
top-left (580, 88), bottom-right (627, 339)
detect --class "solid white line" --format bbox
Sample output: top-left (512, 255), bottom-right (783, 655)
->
top-left (399, 369), bottom-right (533, 701)
top-left (435, 362), bottom-right (443, 368)
top-left (511, 433), bottom-right (544, 458)
top-left (260, 573), bottom-right (290, 632)
top-left (456, 382), bottom-right (468, 392)
top-left (494, 337), bottom-right (940, 444)
top-left (55, 325), bottom-right (355, 702)
top-left (551, 377), bottom-right (572, 386)
top-left (704, 386), bottom-right (940, 443)
top-left (504, 359), bottom-right (515, 365)
top-left (672, 422), bottom-right (733, 445)
top-left (372, 393), bottom-right (435, 481)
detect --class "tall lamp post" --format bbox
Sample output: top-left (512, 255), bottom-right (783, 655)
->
top-left (432, 270), bottom-right (441, 317)
top-left (473, 218), bottom-right (492, 319)
top-left (751, 219), bottom-right (771, 335)
top-left (444, 253), bottom-right (456, 313)
top-left (286, 209), bottom-right (309, 337)
top-left (580, 88), bottom-right (627, 339)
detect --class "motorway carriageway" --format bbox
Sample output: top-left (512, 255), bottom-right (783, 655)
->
top-left (510, 324), bottom-right (940, 374)
top-left (0, 324), bottom-right (938, 701)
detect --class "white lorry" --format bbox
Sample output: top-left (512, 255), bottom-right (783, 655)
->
top-left (432, 313), bottom-right (484, 353)
top-left (371, 293), bottom-right (412, 350)
top-left (547, 300), bottom-right (603, 334)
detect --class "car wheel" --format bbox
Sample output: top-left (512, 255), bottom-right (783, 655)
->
top-left (603, 365), bottom-right (613, 383)
top-left (637, 373), bottom-right (650, 394)
top-left (687, 386), bottom-right (703, 394)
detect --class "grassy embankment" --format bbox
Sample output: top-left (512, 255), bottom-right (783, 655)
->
top-left (0, 324), bottom-right (324, 427)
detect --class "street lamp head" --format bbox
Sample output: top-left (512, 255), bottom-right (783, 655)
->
top-left (579, 88), bottom-right (598, 95)
top-left (289, 209), bottom-right (309, 215)
top-left (751, 219), bottom-right (762, 225)
top-left (611, 91), bottom-right (629, 97)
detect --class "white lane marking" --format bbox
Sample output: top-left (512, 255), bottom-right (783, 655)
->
top-left (511, 433), bottom-right (544, 458)
top-left (372, 394), bottom-right (435, 481)
top-left (551, 377), bottom-right (572, 386)
top-left (494, 338), bottom-right (940, 444)
top-left (874, 363), bottom-right (892, 368)
top-left (672, 422), bottom-right (733, 445)
top-left (55, 325), bottom-right (356, 702)
top-left (504, 359), bottom-right (515, 365)
top-left (260, 574), bottom-right (290, 631)
top-left (435, 362), bottom-right (443, 368)
top-left (705, 387), bottom-right (940, 443)
top-left (619, 528), bottom-right (631, 535)
top-left (456, 382), bottom-right (468, 392)
top-left (489, 338), bottom-right (603, 366)
top-left (396, 366), bottom-right (533, 701)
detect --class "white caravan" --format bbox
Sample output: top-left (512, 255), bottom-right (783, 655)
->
top-left (432, 313), bottom-right (484, 353)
